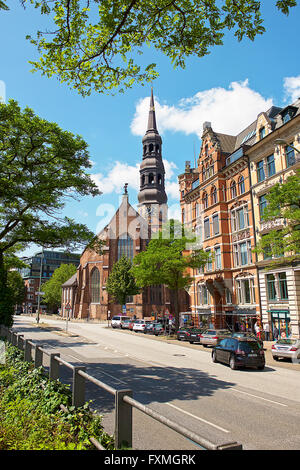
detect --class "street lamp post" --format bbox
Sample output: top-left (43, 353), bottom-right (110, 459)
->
top-left (36, 248), bottom-right (44, 324)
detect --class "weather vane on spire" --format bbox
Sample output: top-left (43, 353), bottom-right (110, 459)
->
top-left (123, 183), bottom-right (128, 194)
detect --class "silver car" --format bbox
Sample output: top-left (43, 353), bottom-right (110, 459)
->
top-left (200, 329), bottom-right (231, 347)
top-left (271, 339), bottom-right (300, 363)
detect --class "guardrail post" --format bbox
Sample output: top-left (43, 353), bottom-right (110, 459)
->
top-left (12, 331), bottom-right (18, 346)
top-left (72, 366), bottom-right (86, 408)
top-left (24, 340), bottom-right (32, 362)
top-left (49, 353), bottom-right (60, 381)
top-left (34, 345), bottom-right (44, 368)
top-left (17, 333), bottom-right (24, 351)
top-left (115, 390), bottom-right (133, 449)
top-left (7, 329), bottom-right (12, 343)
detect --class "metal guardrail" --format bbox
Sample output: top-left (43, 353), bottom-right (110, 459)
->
top-left (0, 325), bottom-right (243, 450)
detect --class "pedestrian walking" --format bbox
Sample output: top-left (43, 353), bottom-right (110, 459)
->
top-left (273, 326), bottom-right (279, 341)
top-left (263, 323), bottom-right (270, 341)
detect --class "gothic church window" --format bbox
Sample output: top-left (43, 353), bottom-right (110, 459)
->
top-left (91, 268), bottom-right (100, 303)
top-left (118, 234), bottom-right (134, 260)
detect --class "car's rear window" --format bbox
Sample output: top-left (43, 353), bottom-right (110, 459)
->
top-left (112, 316), bottom-right (120, 320)
top-left (277, 339), bottom-right (294, 345)
top-left (205, 331), bottom-right (216, 335)
top-left (238, 341), bottom-right (261, 352)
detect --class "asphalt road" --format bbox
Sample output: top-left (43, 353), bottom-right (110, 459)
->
top-left (10, 315), bottom-right (300, 450)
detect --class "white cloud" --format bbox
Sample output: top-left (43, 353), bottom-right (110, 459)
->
top-left (91, 158), bottom-right (179, 200)
top-left (131, 80), bottom-right (273, 138)
top-left (283, 75), bottom-right (300, 102)
top-left (0, 80), bottom-right (6, 103)
top-left (91, 161), bottom-right (140, 195)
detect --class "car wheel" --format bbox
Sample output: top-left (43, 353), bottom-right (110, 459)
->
top-left (257, 365), bottom-right (265, 370)
top-left (212, 350), bottom-right (218, 363)
top-left (229, 355), bottom-right (237, 370)
top-left (189, 341), bottom-right (194, 344)
top-left (202, 344), bottom-right (207, 348)
top-left (273, 356), bottom-right (279, 361)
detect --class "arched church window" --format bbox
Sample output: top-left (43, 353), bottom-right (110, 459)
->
top-left (203, 192), bottom-right (208, 209)
top-left (143, 145), bottom-right (147, 155)
top-left (149, 173), bottom-right (154, 184)
top-left (142, 175), bottom-right (145, 186)
top-left (91, 268), bottom-right (100, 303)
top-left (118, 234), bottom-right (134, 260)
top-left (149, 143), bottom-right (154, 152)
top-left (158, 174), bottom-right (162, 185)
top-left (156, 144), bottom-right (160, 153)
top-left (211, 186), bottom-right (217, 205)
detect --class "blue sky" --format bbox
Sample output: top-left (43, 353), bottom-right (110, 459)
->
top-left (0, 1), bottom-right (300, 257)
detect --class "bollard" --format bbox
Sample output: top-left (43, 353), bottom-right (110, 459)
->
top-left (49, 353), bottom-right (60, 381)
top-left (72, 366), bottom-right (86, 408)
top-left (115, 389), bottom-right (133, 449)
top-left (24, 340), bottom-right (32, 362)
top-left (34, 345), bottom-right (44, 368)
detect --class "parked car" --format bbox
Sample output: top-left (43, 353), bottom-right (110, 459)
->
top-left (120, 318), bottom-right (133, 329)
top-left (143, 322), bottom-right (161, 334)
top-left (200, 329), bottom-right (231, 347)
top-left (231, 332), bottom-right (264, 348)
top-left (271, 338), bottom-right (300, 362)
top-left (132, 320), bottom-right (152, 332)
top-left (144, 323), bottom-right (164, 336)
top-left (177, 326), bottom-right (194, 341)
top-left (212, 337), bottom-right (265, 370)
top-left (188, 328), bottom-right (204, 344)
top-left (111, 315), bottom-right (129, 328)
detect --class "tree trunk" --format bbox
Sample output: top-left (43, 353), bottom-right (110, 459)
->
top-left (173, 288), bottom-right (180, 331)
top-left (0, 251), bottom-right (14, 327)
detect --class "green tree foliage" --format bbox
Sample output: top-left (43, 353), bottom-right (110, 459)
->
top-left (106, 255), bottom-right (140, 306)
top-left (42, 263), bottom-right (77, 312)
top-left (1, 0), bottom-right (295, 95)
top-left (0, 99), bottom-right (101, 325)
top-left (131, 219), bottom-right (209, 329)
top-left (7, 271), bottom-right (26, 306)
top-left (255, 169), bottom-right (300, 265)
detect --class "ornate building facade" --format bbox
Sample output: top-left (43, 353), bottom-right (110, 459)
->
top-left (179, 98), bottom-right (300, 338)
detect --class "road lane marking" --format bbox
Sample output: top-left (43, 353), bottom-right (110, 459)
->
top-left (228, 388), bottom-right (288, 407)
top-left (166, 403), bottom-right (230, 433)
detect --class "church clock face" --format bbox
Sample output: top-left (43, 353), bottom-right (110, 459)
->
top-left (146, 205), bottom-right (154, 216)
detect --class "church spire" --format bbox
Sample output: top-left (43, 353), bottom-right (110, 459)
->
top-left (138, 89), bottom-right (168, 226)
top-left (147, 87), bottom-right (158, 134)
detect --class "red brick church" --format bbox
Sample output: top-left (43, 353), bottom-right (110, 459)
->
top-left (61, 90), bottom-right (189, 321)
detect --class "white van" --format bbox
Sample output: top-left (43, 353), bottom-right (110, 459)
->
top-left (111, 315), bottom-right (129, 328)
